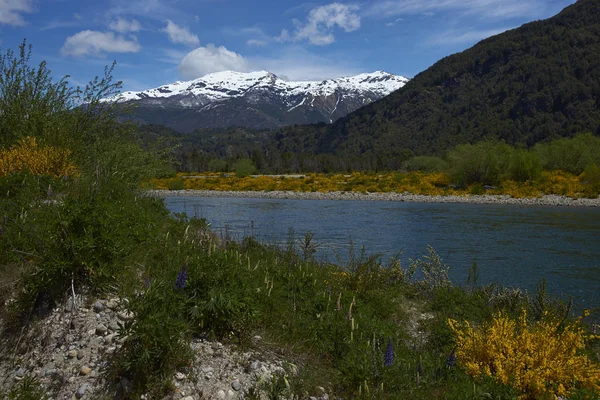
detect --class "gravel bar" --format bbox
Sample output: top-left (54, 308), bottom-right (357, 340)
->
top-left (146, 190), bottom-right (600, 207)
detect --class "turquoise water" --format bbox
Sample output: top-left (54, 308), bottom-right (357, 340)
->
top-left (164, 196), bottom-right (600, 310)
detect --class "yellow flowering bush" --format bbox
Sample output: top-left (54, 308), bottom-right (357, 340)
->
top-left (0, 136), bottom-right (78, 178)
top-left (149, 169), bottom-right (597, 198)
top-left (448, 310), bottom-right (600, 399)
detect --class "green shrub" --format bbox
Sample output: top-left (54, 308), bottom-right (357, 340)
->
top-left (535, 133), bottom-right (600, 174)
top-left (234, 158), bottom-right (256, 177)
top-left (508, 148), bottom-right (542, 182)
top-left (113, 278), bottom-right (193, 396)
top-left (403, 156), bottom-right (449, 172)
top-left (167, 178), bottom-right (185, 190)
top-left (447, 141), bottom-right (512, 186)
top-left (208, 158), bottom-right (228, 172)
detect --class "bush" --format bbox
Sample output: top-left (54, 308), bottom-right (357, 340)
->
top-left (447, 141), bottom-right (512, 186)
top-left (167, 178), bottom-right (185, 190)
top-left (535, 133), bottom-right (600, 174)
top-left (508, 148), bottom-right (542, 182)
top-left (448, 310), bottom-right (600, 399)
top-left (208, 158), bottom-right (228, 172)
top-left (402, 156), bottom-right (449, 173)
top-left (234, 158), bottom-right (256, 177)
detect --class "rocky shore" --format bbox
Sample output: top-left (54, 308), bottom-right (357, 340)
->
top-left (147, 190), bottom-right (600, 207)
top-left (0, 297), bottom-right (315, 400)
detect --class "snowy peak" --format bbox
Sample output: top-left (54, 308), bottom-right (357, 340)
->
top-left (112, 70), bottom-right (410, 132)
top-left (112, 70), bottom-right (409, 103)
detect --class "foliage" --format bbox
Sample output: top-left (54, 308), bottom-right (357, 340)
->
top-left (536, 133), bottom-right (600, 174)
top-left (3, 375), bottom-right (49, 400)
top-left (234, 158), bottom-right (256, 177)
top-left (448, 310), bottom-right (600, 399)
top-left (403, 156), bottom-right (449, 172)
top-left (208, 158), bottom-right (228, 172)
top-left (0, 136), bottom-right (78, 178)
top-left (112, 278), bottom-right (193, 395)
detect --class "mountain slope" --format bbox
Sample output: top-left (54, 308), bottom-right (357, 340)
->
top-left (275, 0), bottom-right (600, 158)
top-left (113, 71), bottom-right (408, 132)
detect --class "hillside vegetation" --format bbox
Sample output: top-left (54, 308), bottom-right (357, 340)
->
top-left (272, 0), bottom-right (600, 163)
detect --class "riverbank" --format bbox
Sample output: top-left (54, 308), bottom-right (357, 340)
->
top-left (147, 189), bottom-right (600, 207)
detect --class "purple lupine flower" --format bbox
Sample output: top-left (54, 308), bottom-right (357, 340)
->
top-left (446, 350), bottom-right (456, 368)
top-left (175, 262), bottom-right (188, 290)
top-left (384, 339), bottom-right (394, 367)
top-left (144, 277), bottom-right (151, 288)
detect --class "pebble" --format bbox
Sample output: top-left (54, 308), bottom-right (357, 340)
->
top-left (182, 397), bottom-right (194, 400)
top-left (15, 367), bottom-right (25, 379)
top-left (105, 299), bottom-right (119, 310)
top-left (68, 349), bottom-right (78, 358)
top-left (76, 383), bottom-right (91, 399)
top-left (80, 366), bottom-right (92, 375)
top-left (117, 311), bottom-right (134, 321)
top-left (175, 372), bottom-right (186, 380)
top-left (92, 301), bottom-right (104, 312)
top-left (231, 380), bottom-right (242, 391)
top-left (216, 389), bottom-right (226, 399)
top-left (95, 324), bottom-right (107, 335)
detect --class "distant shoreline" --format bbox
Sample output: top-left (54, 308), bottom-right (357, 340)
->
top-left (146, 189), bottom-right (600, 207)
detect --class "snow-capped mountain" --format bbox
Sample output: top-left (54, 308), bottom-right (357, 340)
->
top-left (111, 70), bottom-right (409, 132)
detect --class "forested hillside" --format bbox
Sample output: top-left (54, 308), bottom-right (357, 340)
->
top-left (274, 0), bottom-right (600, 161)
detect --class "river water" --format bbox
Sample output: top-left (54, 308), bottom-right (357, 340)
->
top-left (164, 196), bottom-right (600, 310)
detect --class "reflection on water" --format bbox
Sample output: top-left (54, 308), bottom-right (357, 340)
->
top-left (165, 196), bottom-right (600, 310)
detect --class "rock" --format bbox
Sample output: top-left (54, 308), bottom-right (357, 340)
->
top-left (95, 324), bottom-right (107, 335)
top-left (76, 383), bottom-right (91, 399)
top-left (182, 397), bottom-right (194, 400)
top-left (216, 389), bottom-right (226, 399)
top-left (68, 349), bottom-right (78, 358)
top-left (175, 372), bottom-right (186, 380)
top-left (80, 366), bottom-right (92, 375)
top-left (65, 297), bottom-right (77, 312)
top-left (201, 366), bottom-right (214, 374)
top-left (106, 299), bottom-right (119, 310)
top-left (231, 380), bottom-right (242, 391)
top-left (92, 301), bottom-right (104, 312)
top-left (253, 335), bottom-right (262, 342)
top-left (117, 311), bottom-right (134, 321)
top-left (249, 361), bottom-right (259, 371)
top-left (15, 367), bottom-right (26, 380)
top-left (109, 321), bottom-right (120, 332)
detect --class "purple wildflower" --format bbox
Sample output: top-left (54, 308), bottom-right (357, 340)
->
top-left (446, 350), bottom-right (456, 368)
top-left (417, 359), bottom-right (423, 376)
top-left (144, 277), bottom-right (151, 288)
top-left (175, 262), bottom-right (188, 290)
top-left (384, 339), bottom-right (394, 367)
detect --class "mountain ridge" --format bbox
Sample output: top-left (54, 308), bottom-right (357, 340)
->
top-left (112, 70), bottom-right (409, 132)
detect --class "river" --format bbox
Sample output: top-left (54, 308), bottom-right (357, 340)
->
top-left (164, 196), bottom-right (600, 310)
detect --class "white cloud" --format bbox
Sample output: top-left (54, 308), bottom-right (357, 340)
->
top-left (61, 30), bottom-right (141, 57)
top-left (109, 17), bottom-right (142, 33)
top-left (367, 0), bottom-right (539, 19)
top-left (247, 39), bottom-right (267, 46)
top-left (178, 44), bottom-right (249, 79)
top-left (428, 27), bottom-right (512, 45)
top-left (162, 20), bottom-right (200, 47)
top-left (281, 3), bottom-right (361, 46)
top-left (0, 0), bottom-right (33, 26)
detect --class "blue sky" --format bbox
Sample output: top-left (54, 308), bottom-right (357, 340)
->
top-left (0, 0), bottom-right (575, 92)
